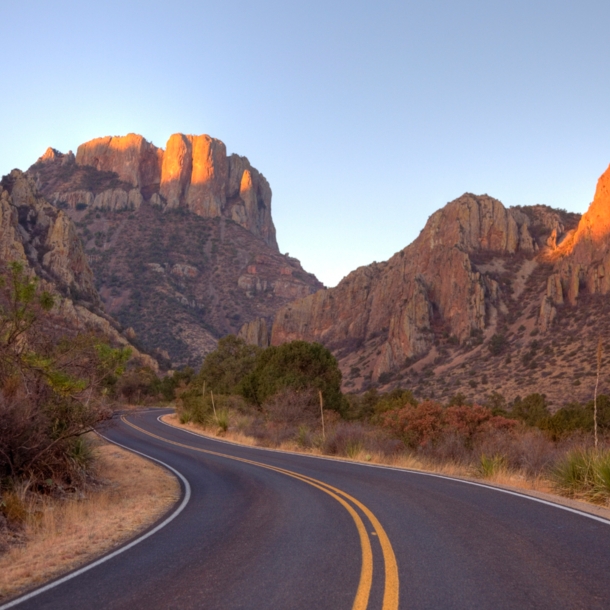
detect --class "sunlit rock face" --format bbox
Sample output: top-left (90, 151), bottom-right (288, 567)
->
top-left (546, 164), bottom-right (610, 304)
top-left (26, 137), bottom-right (318, 366)
top-left (268, 193), bottom-right (549, 381)
top-left (76, 134), bottom-right (163, 195)
top-left (71, 133), bottom-right (278, 249)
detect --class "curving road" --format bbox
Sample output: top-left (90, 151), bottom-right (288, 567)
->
top-left (4, 409), bottom-right (610, 610)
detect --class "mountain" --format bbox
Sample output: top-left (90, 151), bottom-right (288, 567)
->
top-left (245, 167), bottom-right (610, 408)
top-left (27, 134), bottom-right (322, 367)
top-left (0, 169), bottom-right (154, 367)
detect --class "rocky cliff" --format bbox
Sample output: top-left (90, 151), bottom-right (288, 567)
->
top-left (30, 133), bottom-right (277, 249)
top-left (0, 170), bottom-right (155, 368)
top-left (269, 194), bottom-right (554, 372)
top-left (1, 170), bottom-right (98, 303)
top-left (27, 136), bottom-right (322, 366)
top-left (250, 179), bottom-right (610, 408)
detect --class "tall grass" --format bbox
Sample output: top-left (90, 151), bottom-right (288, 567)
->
top-left (478, 454), bottom-right (506, 478)
top-left (553, 449), bottom-right (610, 502)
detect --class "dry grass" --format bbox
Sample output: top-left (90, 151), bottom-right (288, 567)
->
top-left (163, 414), bottom-right (610, 518)
top-left (0, 437), bottom-right (180, 601)
top-left (162, 414), bottom-right (552, 491)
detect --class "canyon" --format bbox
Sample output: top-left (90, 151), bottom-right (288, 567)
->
top-left (5, 132), bottom-right (610, 407)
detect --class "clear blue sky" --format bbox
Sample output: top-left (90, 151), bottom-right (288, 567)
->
top-left (2, 1), bottom-right (610, 286)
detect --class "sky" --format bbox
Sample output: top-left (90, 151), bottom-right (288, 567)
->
top-left (2, 0), bottom-right (610, 287)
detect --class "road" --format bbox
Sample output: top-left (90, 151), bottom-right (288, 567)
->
top-left (4, 409), bottom-right (610, 610)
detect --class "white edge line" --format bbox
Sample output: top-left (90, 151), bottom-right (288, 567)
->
top-left (157, 413), bottom-right (610, 527)
top-left (0, 434), bottom-right (192, 610)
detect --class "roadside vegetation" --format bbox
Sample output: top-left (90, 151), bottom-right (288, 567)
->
top-left (0, 437), bottom-right (179, 601)
top-left (169, 336), bottom-right (610, 506)
top-left (0, 263), bottom-right (177, 570)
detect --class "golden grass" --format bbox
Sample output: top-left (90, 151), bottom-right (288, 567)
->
top-left (0, 437), bottom-right (180, 602)
top-left (163, 413), bottom-right (610, 514)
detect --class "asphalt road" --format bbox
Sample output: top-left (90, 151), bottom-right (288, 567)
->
top-left (4, 409), bottom-right (610, 610)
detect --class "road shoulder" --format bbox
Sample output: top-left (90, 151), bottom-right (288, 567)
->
top-left (0, 435), bottom-right (181, 602)
top-left (160, 413), bottom-right (610, 523)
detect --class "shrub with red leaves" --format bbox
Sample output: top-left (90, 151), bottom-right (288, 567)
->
top-left (382, 401), bottom-right (518, 449)
top-left (381, 400), bottom-right (445, 448)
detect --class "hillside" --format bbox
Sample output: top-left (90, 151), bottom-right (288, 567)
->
top-left (243, 166), bottom-right (610, 409)
top-left (0, 169), bottom-right (153, 367)
top-left (27, 135), bottom-right (322, 366)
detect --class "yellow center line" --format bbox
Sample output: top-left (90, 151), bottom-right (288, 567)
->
top-left (121, 416), bottom-right (382, 609)
top-left (159, 415), bottom-right (400, 610)
top-left (256, 463), bottom-right (400, 610)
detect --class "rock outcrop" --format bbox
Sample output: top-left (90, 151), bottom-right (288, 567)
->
top-left (0, 170), bottom-right (156, 369)
top-left (32, 133), bottom-right (278, 248)
top-left (266, 193), bottom-right (577, 385)
top-left (75, 134), bottom-right (163, 195)
top-left (0, 170), bottom-right (98, 303)
top-left (550, 164), bottom-right (610, 304)
top-left (26, 137), bottom-right (320, 366)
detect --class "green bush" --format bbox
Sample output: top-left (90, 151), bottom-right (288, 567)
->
top-left (199, 335), bottom-right (260, 395)
top-left (488, 334), bottom-right (508, 356)
top-left (239, 341), bottom-right (345, 413)
top-left (511, 393), bottom-right (549, 427)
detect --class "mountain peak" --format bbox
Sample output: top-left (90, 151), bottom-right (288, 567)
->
top-left (34, 133), bottom-right (277, 249)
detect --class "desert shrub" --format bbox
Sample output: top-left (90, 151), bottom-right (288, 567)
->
top-left (420, 431), bottom-right (471, 464)
top-left (263, 387), bottom-right (320, 427)
top-left (447, 393), bottom-right (471, 407)
top-left (540, 403), bottom-right (592, 440)
top-left (472, 426), bottom-right (561, 476)
top-left (485, 391), bottom-right (508, 414)
top-left (373, 388), bottom-right (418, 418)
top-left (0, 263), bottom-right (128, 489)
top-left (478, 454), bottom-right (506, 477)
top-left (488, 334), bottom-right (508, 356)
top-left (382, 401), bottom-right (516, 452)
top-left (445, 405), bottom-right (516, 448)
top-left (0, 490), bottom-right (27, 526)
top-left (381, 401), bottom-right (445, 448)
top-left (552, 449), bottom-right (610, 502)
top-left (323, 423), bottom-right (371, 456)
top-left (295, 425), bottom-right (313, 448)
top-left (116, 367), bottom-right (159, 403)
top-left (511, 393), bottom-right (549, 427)
top-left (199, 335), bottom-right (260, 395)
top-left (216, 408), bottom-right (230, 432)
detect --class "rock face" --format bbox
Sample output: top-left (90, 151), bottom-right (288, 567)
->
top-left (27, 137), bottom-right (320, 366)
top-left (0, 170), bottom-right (155, 369)
top-left (75, 134), bottom-right (163, 195)
top-left (256, 190), bottom-right (601, 407)
top-left (269, 194), bottom-right (542, 379)
top-left (549, 164), bottom-right (610, 305)
top-left (36, 133), bottom-right (278, 248)
top-left (0, 170), bottom-right (98, 303)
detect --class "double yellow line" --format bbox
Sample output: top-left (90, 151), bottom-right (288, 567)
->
top-left (121, 416), bottom-right (399, 610)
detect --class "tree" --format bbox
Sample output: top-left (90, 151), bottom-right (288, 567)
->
top-left (199, 335), bottom-right (260, 395)
top-left (511, 393), bottom-right (549, 427)
top-left (239, 341), bottom-right (345, 413)
top-left (0, 262), bottom-right (129, 487)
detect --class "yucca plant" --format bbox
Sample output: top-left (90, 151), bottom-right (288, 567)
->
top-left (553, 449), bottom-right (610, 503)
top-left (478, 453), bottom-right (505, 478)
